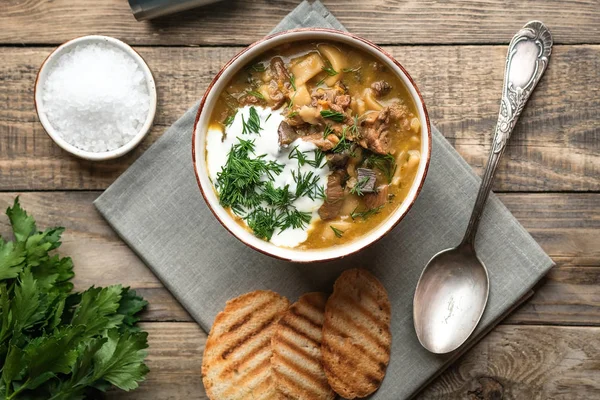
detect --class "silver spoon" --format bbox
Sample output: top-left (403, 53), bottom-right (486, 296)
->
top-left (413, 21), bottom-right (553, 354)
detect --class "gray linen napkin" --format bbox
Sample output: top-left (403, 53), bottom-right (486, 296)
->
top-left (95, 2), bottom-right (554, 398)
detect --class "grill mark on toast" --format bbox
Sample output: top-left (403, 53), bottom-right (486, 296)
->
top-left (289, 306), bottom-right (323, 331)
top-left (227, 313), bottom-right (252, 333)
top-left (274, 348), bottom-right (331, 391)
top-left (337, 293), bottom-right (390, 331)
top-left (326, 303), bottom-right (390, 351)
top-left (274, 335), bottom-right (322, 368)
top-left (278, 319), bottom-right (321, 347)
top-left (322, 327), bottom-right (386, 367)
top-left (221, 315), bottom-right (277, 359)
top-left (222, 356), bottom-right (272, 396)
top-left (218, 335), bottom-right (271, 378)
top-left (273, 367), bottom-right (330, 399)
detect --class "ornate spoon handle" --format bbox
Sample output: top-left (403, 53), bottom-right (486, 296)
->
top-left (462, 21), bottom-right (553, 246)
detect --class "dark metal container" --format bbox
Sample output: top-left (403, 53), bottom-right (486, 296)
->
top-left (128, 0), bottom-right (222, 21)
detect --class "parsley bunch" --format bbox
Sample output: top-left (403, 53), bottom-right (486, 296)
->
top-left (0, 198), bottom-right (149, 399)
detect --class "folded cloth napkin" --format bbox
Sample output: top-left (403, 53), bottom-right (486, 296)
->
top-left (95, 1), bottom-right (554, 398)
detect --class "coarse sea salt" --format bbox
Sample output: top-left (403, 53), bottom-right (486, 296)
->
top-left (42, 42), bottom-right (150, 153)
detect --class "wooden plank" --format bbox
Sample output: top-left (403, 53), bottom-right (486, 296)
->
top-left (0, 192), bottom-right (598, 326)
top-left (1, 45), bottom-right (599, 191)
top-left (107, 322), bottom-right (600, 399)
top-left (2, 0), bottom-right (600, 46)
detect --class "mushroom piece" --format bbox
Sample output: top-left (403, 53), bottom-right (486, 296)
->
top-left (356, 168), bottom-right (377, 193)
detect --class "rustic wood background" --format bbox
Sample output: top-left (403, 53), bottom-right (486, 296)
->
top-left (1, 1), bottom-right (599, 398)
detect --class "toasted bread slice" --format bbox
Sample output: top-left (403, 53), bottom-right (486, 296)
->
top-left (322, 268), bottom-right (392, 399)
top-left (202, 290), bottom-right (290, 400)
top-left (271, 292), bottom-right (335, 400)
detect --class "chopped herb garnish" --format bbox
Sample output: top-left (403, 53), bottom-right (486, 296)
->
top-left (342, 66), bottom-right (361, 73)
top-left (321, 110), bottom-right (345, 122)
top-left (322, 61), bottom-right (338, 76)
top-left (307, 149), bottom-right (325, 168)
top-left (247, 90), bottom-right (265, 100)
top-left (288, 111), bottom-right (299, 118)
top-left (281, 209), bottom-right (312, 230)
top-left (363, 152), bottom-right (397, 183)
top-left (241, 106), bottom-right (262, 135)
top-left (262, 182), bottom-right (292, 208)
top-left (293, 169), bottom-right (324, 200)
top-left (330, 226), bottom-right (344, 238)
top-left (246, 208), bottom-right (279, 240)
top-left (223, 113), bottom-right (236, 127)
top-left (332, 127), bottom-right (354, 154)
top-left (350, 115), bottom-right (360, 138)
top-left (248, 62), bottom-right (266, 72)
top-left (288, 145), bottom-right (308, 166)
top-left (350, 176), bottom-right (371, 196)
top-left (323, 124), bottom-right (333, 139)
top-left (215, 138), bottom-right (283, 210)
top-left (290, 74), bottom-right (297, 91)
top-left (350, 205), bottom-right (384, 220)
top-left (265, 113), bottom-right (272, 122)
top-left (316, 77), bottom-right (326, 86)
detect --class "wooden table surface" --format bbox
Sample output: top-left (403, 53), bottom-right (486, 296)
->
top-left (1, 1), bottom-right (599, 398)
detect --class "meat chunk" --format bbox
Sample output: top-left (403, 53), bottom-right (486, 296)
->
top-left (270, 57), bottom-right (290, 84)
top-left (327, 152), bottom-right (350, 169)
top-left (359, 103), bottom-right (410, 154)
top-left (356, 168), bottom-right (377, 193)
top-left (360, 110), bottom-right (391, 154)
top-left (301, 133), bottom-right (337, 151)
top-left (267, 57), bottom-right (290, 109)
top-left (364, 185), bottom-right (389, 209)
top-left (278, 121), bottom-right (299, 147)
top-left (371, 81), bottom-right (392, 97)
top-left (239, 94), bottom-right (262, 106)
top-left (334, 94), bottom-right (351, 109)
top-left (268, 80), bottom-right (286, 109)
top-left (319, 170), bottom-right (347, 220)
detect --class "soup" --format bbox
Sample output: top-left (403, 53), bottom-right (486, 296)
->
top-left (205, 41), bottom-right (422, 250)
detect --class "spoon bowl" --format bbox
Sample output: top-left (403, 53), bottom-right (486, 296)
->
top-left (414, 245), bottom-right (489, 353)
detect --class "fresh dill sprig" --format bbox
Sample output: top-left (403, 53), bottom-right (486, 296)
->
top-left (262, 182), bottom-right (293, 208)
top-left (321, 110), bottom-right (345, 122)
top-left (246, 208), bottom-right (279, 241)
top-left (246, 90), bottom-right (265, 100)
top-left (330, 226), bottom-right (344, 238)
top-left (248, 62), bottom-right (266, 72)
top-left (265, 113), bottom-right (272, 122)
top-left (350, 176), bottom-right (370, 196)
top-left (322, 124), bottom-right (333, 139)
top-left (289, 74), bottom-right (296, 91)
top-left (281, 209), bottom-right (312, 230)
top-left (216, 138), bottom-right (283, 210)
top-left (293, 169), bottom-right (324, 200)
top-left (363, 152), bottom-right (397, 183)
top-left (223, 113), bottom-right (236, 127)
top-left (241, 107), bottom-right (262, 135)
top-left (322, 61), bottom-right (338, 76)
top-left (350, 115), bottom-right (360, 138)
top-left (342, 66), bottom-right (361, 73)
top-left (288, 145), bottom-right (308, 166)
top-left (350, 205), bottom-right (384, 220)
top-left (332, 127), bottom-right (354, 154)
top-left (306, 149), bottom-right (325, 168)
top-left (288, 111), bottom-right (299, 118)
top-left (316, 77), bottom-right (326, 86)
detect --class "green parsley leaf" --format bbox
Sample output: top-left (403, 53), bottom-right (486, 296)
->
top-left (6, 198), bottom-right (36, 243)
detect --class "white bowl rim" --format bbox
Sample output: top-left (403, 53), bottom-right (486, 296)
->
top-left (34, 35), bottom-right (157, 161)
top-left (192, 28), bottom-right (432, 263)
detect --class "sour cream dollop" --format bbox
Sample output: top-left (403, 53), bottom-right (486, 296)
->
top-left (206, 106), bottom-right (331, 248)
